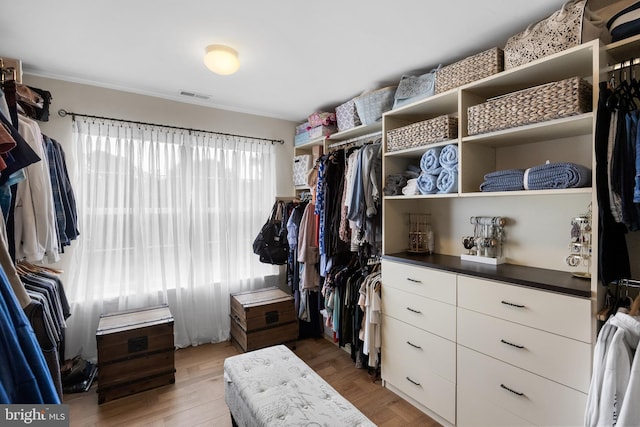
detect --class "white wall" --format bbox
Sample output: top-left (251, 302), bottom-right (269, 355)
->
top-left (22, 75), bottom-right (297, 279)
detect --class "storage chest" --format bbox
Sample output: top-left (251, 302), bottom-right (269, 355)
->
top-left (229, 287), bottom-right (297, 352)
top-left (96, 305), bottom-right (175, 403)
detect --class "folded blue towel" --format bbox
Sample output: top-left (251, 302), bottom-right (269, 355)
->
top-left (437, 167), bottom-right (458, 194)
top-left (420, 147), bottom-right (443, 175)
top-left (439, 144), bottom-right (458, 170)
top-left (526, 162), bottom-right (592, 190)
top-left (480, 169), bottom-right (525, 192)
top-left (417, 173), bottom-right (438, 194)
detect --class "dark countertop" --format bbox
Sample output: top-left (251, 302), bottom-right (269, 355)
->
top-left (383, 252), bottom-right (591, 299)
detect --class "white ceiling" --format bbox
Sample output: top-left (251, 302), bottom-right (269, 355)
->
top-left (2, 0), bottom-right (570, 123)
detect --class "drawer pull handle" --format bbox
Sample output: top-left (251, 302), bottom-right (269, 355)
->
top-left (501, 339), bottom-right (525, 349)
top-left (406, 377), bottom-right (422, 387)
top-left (406, 341), bottom-right (422, 349)
top-left (406, 307), bottom-right (422, 314)
top-left (407, 278), bottom-right (423, 284)
top-left (501, 300), bottom-right (525, 308)
top-left (500, 383), bottom-right (525, 397)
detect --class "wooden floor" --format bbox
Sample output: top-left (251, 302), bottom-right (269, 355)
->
top-left (63, 337), bottom-right (441, 427)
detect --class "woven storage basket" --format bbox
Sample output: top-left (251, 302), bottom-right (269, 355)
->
top-left (467, 76), bottom-right (592, 136)
top-left (354, 86), bottom-right (397, 125)
top-left (435, 48), bottom-right (504, 94)
top-left (387, 115), bottom-right (458, 152)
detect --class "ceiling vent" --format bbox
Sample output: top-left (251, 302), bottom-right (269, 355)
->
top-left (179, 90), bottom-right (211, 100)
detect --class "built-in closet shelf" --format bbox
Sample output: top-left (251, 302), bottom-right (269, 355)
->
top-left (384, 90), bottom-right (458, 119)
top-left (295, 136), bottom-right (326, 149)
top-left (606, 33), bottom-right (640, 62)
top-left (384, 193), bottom-right (458, 200)
top-left (383, 187), bottom-right (591, 200)
top-left (461, 113), bottom-right (593, 147)
top-left (383, 252), bottom-right (591, 298)
top-left (459, 41), bottom-right (597, 99)
top-left (384, 139), bottom-right (458, 158)
top-left (327, 122), bottom-right (382, 142)
top-left (460, 187), bottom-right (592, 198)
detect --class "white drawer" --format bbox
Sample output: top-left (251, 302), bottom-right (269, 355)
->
top-left (457, 385), bottom-right (534, 427)
top-left (382, 286), bottom-right (456, 340)
top-left (383, 346), bottom-right (456, 424)
top-left (382, 259), bottom-right (456, 305)
top-left (457, 275), bottom-right (591, 342)
top-left (457, 345), bottom-right (587, 427)
top-left (457, 308), bottom-right (591, 392)
top-left (381, 315), bottom-right (456, 383)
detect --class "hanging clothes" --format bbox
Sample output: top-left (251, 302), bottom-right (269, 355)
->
top-left (0, 263), bottom-right (60, 404)
top-left (15, 115), bottom-right (60, 263)
top-left (298, 202), bottom-right (320, 291)
top-left (595, 81), bottom-right (632, 284)
top-left (585, 311), bottom-right (640, 426)
top-left (358, 270), bottom-right (381, 368)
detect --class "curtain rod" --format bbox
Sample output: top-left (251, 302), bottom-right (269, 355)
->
top-left (57, 109), bottom-right (285, 145)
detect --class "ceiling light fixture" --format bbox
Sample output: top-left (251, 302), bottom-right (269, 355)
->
top-left (204, 44), bottom-right (240, 75)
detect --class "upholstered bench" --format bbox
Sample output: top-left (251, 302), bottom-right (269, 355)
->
top-left (224, 344), bottom-right (376, 427)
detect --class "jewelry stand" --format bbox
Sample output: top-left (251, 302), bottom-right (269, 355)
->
top-left (566, 205), bottom-right (591, 279)
top-left (460, 216), bottom-right (506, 265)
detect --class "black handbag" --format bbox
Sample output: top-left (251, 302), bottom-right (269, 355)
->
top-left (252, 201), bottom-right (289, 265)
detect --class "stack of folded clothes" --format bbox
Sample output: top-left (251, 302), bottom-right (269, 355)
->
top-left (479, 169), bottom-right (525, 192)
top-left (480, 161), bottom-right (592, 192)
top-left (384, 174), bottom-right (408, 196)
top-left (385, 165), bottom-right (421, 196)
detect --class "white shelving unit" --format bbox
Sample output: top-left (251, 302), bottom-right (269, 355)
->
top-left (378, 39), bottom-right (612, 426)
top-left (381, 40), bottom-right (600, 272)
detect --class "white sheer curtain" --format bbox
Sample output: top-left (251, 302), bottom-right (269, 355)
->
top-left (65, 118), bottom-right (278, 361)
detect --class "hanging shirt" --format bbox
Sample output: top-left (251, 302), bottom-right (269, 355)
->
top-left (15, 115), bottom-right (59, 263)
top-left (0, 265), bottom-right (60, 404)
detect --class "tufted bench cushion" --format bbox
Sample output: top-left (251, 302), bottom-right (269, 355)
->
top-left (224, 344), bottom-right (376, 427)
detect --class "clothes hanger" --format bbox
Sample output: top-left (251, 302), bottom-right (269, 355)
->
top-left (607, 63), bottom-right (633, 111)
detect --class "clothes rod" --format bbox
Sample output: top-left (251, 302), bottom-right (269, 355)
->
top-left (57, 109), bottom-right (285, 145)
top-left (619, 278), bottom-right (640, 288)
top-left (606, 58), bottom-right (640, 73)
top-left (327, 130), bottom-right (382, 149)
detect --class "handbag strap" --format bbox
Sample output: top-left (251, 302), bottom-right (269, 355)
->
top-left (268, 200), bottom-right (281, 223)
top-left (519, 0), bottom-right (585, 36)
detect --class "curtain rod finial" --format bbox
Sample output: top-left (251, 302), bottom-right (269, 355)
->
top-left (58, 109), bottom-right (68, 117)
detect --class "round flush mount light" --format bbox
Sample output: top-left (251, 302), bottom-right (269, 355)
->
top-left (204, 44), bottom-right (240, 75)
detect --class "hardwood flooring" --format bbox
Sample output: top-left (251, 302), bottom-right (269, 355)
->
top-left (63, 337), bottom-right (441, 427)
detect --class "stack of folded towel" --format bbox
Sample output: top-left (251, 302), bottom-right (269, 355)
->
top-left (402, 178), bottom-right (420, 195)
top-left (417, 144), bottom-right (458, 194)
top-left (480, 161), bottom-right (592, 192)
top-left (437, 144), bottom-right (458, 194)
top-left (479, 169), bottom-right (525, 192)
top-left (385, 165), bottom-right (421, 196)
top-left (384, 174), bottom-right (408, 196)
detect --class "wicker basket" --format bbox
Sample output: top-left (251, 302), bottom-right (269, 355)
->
top-left (354, 86), bottom-right (397, 125)
top-left (386, 115), bottom-right (458, 152)
top-left (435, 48), bottom-right (504, 94)
top-left (467, 76), bottom-right (592, 136)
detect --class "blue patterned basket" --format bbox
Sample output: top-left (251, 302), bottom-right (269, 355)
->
top-left (354, 86), bottom-right (397, 125)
